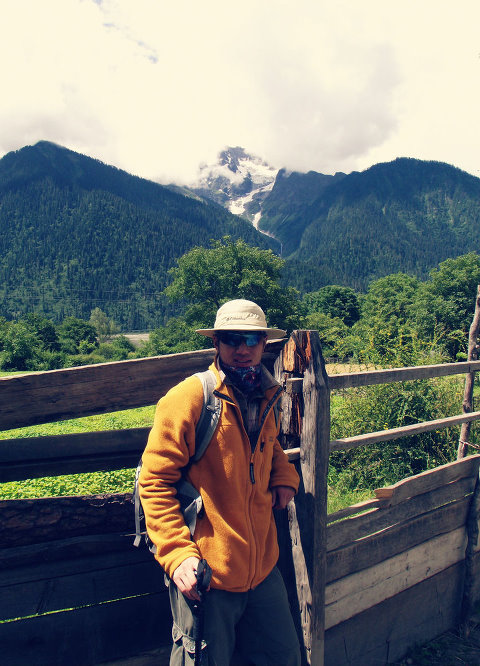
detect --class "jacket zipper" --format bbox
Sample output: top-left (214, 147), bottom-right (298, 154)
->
top-left (215, 385), bottom-right (283, 588)
top-left (214, 386), bottom-right (282, 482)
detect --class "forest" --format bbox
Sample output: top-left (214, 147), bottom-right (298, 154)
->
top-left (0, 142), bottom-right (274, 329)
top-left (2, 143), bottom-right (480, 329)
top-left (2, 239), bottom-right (479, 506)
top-left (260, 158), bottom-right (480, 292)
top-left (2, 239), bottom-right (479, 373)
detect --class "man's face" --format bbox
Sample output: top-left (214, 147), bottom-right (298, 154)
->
top-left (213, 331), bottom-right (267, 368)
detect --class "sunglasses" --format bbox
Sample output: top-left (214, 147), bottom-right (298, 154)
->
top-left (216, 331), bottom-right (266, 348)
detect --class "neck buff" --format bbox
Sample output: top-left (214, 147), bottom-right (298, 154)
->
top-left (221, 362), bottom-right (262, 394)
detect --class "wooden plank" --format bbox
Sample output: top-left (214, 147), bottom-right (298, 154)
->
top-left (0, 549), bottom-right (165, 621)
top-left (327, 498), bottom-right (383, 524)
top-left (374, 454), bottom-right (480, 503)
top-left (330, 412), bottom-right (480, 452)
top-left (0, 493), bottom-right (133, 549)
top-left (327, 476), bottom-right (475, 552)
top-left (0, 591), bottom-right (172, 666)
top-left (0, 428), bottom-right (149, 481)
top-left (286, 446), bottom-right (300, 462)
top-left (327, 360), bottom-right (480, 390)
top-left (0, 533), bottom-right (140, 570)
top-left (0, 349), bottom-right (216, 431)
top-left (0, 428), bottom-right (150, 483)
top-left (327, 496), bottom-right (471, 583)
top-left (287, 360), bottom-right (480, 393)
top-left (0, 343), bottom-right (283, 432)
top-left (325, 555), bottom-right (480, 666)
top-left (97, 646), bottom-right (172, 666)
top-left (0, 428), bottom-right (149, 464)
top-left (0, 545), bottom-right (151, 588)
top-left (457, 285), bottom-right (480, 459)
top-left (325, 523), bottom-right (480, 630)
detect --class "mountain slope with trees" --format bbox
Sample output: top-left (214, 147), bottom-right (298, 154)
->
top-left (0, 142), bottom-right (274, 329)
top-left (260, 158), bottom-right (480, 291)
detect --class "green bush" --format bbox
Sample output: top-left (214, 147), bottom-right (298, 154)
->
top-left (69, 353), bottom-right (106, 367)
top-left (329, 375), bottom-right (463, 493)
top-left (97, 336), bottom-right (136, 361)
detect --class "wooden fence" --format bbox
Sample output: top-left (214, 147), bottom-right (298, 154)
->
top-left (1, 332), bottom-right (480, 665)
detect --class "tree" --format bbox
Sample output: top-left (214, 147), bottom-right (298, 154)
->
top-left (304, 312), bottom-right (349, 358)
top-left (0, 321), bottom-right (42, 371)
top-left (351, 273), bottom-right (424, 364)
top-left (361, 273), bottom-right (421, 327)
top-left (58, 317), bottom-right (98, 354)
top-left (303, 285), bottom-right (360, 327)
top-left (144, 316), bottom-right (207, 355)
top-left (164, 237), bottom-right (304, 333)
top-left (89, 307), bottom-right (120, 342)
top-left (0, 318), bottom-right (65, 371)
top-left (23, 313), bottom-right (59, 351)
top-left (97, 335), bottom-right (136, 361)
top-left (412, 253), bottom-right (480, 359)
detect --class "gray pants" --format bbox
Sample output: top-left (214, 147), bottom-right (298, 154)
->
top-left (169, 567), bottom-right (301, 665)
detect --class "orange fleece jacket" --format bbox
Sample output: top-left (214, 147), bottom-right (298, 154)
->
top-left (139, 361), bottom-right (300, 592)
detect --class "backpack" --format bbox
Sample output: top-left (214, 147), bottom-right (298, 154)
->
top-left (133, 369), bottom-right (221, 552)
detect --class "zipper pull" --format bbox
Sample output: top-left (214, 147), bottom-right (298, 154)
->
top-left (249, 461), bottom-right (255, 484)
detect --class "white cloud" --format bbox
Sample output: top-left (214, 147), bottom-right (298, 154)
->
top-left (1, 0), bottom-right (479, 182)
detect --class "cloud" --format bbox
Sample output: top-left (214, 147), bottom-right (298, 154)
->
top-left (1, 0), bottom-right (479, 182)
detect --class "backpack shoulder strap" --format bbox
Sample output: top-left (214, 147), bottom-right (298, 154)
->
top-left (133, 368), bottom-right (221, 549)
top-left (192, 369), bottom-right (221, 462)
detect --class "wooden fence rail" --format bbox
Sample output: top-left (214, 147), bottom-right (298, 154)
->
top-left (1, 333), bottom-right (480, 665)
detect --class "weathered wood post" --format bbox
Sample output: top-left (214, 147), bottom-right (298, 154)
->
top-left (457, 285), bottom-right (480, 460)
top-left (275, 331), bottom-right (330, 665)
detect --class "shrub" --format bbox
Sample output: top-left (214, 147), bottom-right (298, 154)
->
top-left (329, 375), bottom-right (462, 492)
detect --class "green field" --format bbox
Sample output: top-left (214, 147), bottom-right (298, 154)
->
top-left (0, 400), bottom-right (372, 511)
top-left (0, 405), bottom-right (155, 499)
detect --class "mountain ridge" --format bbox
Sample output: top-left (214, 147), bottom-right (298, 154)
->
top-left (1, 141), bottom-right (479, 327)
top-left (0, 141), bottom-right (275, 328)
top-left (190, 149), bottom-right (480, 292)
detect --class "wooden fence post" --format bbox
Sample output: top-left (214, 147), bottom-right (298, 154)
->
top-left (275, 331), bottom-right (330, 665)
top-left (458, 285), bottom-right (480, 460)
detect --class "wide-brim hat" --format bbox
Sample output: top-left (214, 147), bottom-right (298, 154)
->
top-left (196, 299), bottom-right (287, 340)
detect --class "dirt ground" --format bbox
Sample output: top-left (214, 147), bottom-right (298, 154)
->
top-left (396, 618), bottom-right (480, 665)
top-left (123, 332), bottom-right (150, 347)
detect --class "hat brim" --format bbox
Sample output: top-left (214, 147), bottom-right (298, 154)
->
top-left (196, 326), bottom-right (287, 340)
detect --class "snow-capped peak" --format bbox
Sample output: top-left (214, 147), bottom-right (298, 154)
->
top-left (190, 146), bottom-right (278, 223)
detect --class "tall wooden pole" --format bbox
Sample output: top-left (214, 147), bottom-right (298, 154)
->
top-left (457, 285), bottom-right (480, 460)
top-left (275, 331), bottom-right (330, 665)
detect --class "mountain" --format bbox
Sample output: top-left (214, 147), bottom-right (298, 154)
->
top-left (258, 168), bottom-right (347, 255)
top-left (189, 150), bottom-right (480, 292)
top-left (190, 146), bottom-right (278, 225)
top-left (2, 142), bottom-right (479, 331)
top-left (0, 141), bottom-right (275, 329)
top-left (279, 158), bottom-right (480, 290)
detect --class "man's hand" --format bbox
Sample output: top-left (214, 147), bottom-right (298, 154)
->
top-left (172, 556), bottom-right (202, 600)
top-left (271, 485), bottom-right (296, 510)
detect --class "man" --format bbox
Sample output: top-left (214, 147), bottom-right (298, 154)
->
top-left (139, 299), bottom-right (301, 665)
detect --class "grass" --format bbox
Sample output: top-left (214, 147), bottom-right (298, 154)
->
top-left (0, 405), bottom-right (156, 439)
top-left (0, 405), bottom-right (155, 499)
top-left (0, 395), bottom-right (371, 509)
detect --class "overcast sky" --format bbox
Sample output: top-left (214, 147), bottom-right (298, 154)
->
top-left (1, 0), bottom-right (479, 184)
